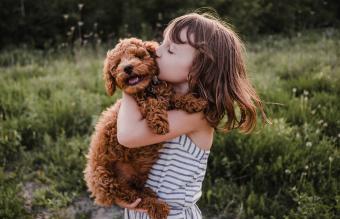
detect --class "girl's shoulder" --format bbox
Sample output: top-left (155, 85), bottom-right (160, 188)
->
top-left (187, 114), bottom-right (214, 151)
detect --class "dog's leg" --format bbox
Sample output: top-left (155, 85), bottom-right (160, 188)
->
top-left (84, 160), bottom-right (122, 207)
top-left (140, 97), bottom-right (170, 134)
top-left (84, 102), bottom-right (124, 207)
top-left (113, 183), bottom-right (170, 219)
top-left (136, 196), bottom-right (170, 219)
top-left (171, 93), bottom-right (208, 113)
top-left (142, 186), bottom-right (158, 198)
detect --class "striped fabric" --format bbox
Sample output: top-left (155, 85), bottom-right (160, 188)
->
top-left (124, 134), bottom-right (211, 219)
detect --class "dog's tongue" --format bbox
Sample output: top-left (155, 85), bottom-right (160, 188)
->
top-left (128, 76), bottom-right (139, 84)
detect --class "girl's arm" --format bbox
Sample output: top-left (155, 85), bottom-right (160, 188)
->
top-left (117, 92), bottom-right (205, 148)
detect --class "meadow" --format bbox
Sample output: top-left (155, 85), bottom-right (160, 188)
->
top-left (0, 29), bottom-right (339, 218)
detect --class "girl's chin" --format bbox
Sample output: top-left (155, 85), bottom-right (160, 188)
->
top-left (158, 75), bottom-right (166, 81)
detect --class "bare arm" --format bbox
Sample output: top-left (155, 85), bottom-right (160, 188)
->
top-left (117, 92), bottom-right (205, 148)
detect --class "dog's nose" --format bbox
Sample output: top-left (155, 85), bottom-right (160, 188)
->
top-left (123, 65), bottom-right (133, 74)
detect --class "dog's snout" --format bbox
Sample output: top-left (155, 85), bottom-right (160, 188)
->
top-left (124, 65), bottom-right (133, 74)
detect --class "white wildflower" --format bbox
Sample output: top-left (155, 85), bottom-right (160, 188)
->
top-left (306, 142), bottom-right (312, 147)
top-left (78, 3), bottom-right (84, 10)
top-left (317, 119), bottom-right (324, 125)
top-left (296, 133), bottom-right (301, 138)
top-left (63, 14), bottom-right (69, 20)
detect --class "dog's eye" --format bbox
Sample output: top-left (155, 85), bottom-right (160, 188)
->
top-left (136, 54), bottom-right (144, 59)
top-left (114, 59), bottom-right (121, 67)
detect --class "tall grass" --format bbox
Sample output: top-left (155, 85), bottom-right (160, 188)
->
top-left (0, 29), bottom-right (339, 218)
top-left (201, 29), bottom-right (340, 218)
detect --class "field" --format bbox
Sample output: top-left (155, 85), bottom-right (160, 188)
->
top-left (0, 29), bottom-right (339, 218)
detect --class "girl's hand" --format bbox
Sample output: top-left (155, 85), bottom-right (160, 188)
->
top-left (115, 198), bottom-right (148, 213)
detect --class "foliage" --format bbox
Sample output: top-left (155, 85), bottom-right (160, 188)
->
top-left (0, 0), bottom-right (340, 48)
top-left (0, 29), bottom-right (339, 218)
top-left (200, 29), bottom-right (340, 218)
top-left (0, 167), bottom-right (31, 219)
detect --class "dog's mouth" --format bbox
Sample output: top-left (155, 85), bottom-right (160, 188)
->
top-left (125, 74), bottom-right (145, 86)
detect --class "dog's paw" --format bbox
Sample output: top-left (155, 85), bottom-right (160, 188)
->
top-left (171, 93), bottom-right (208, 113)
top-left (147, 114), bottom-right (169, 134)
top-left (147, 200), bottom-right (170, 219)
top-left (152, 121), bottom-right (169, 135)
top-left (187, 98), bottom-right (208, 113)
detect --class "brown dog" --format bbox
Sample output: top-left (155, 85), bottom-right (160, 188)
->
top-left (83, 38), bottom-right (207, 219)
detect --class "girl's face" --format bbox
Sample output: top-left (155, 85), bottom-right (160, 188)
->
top-left (155, 28), bottom-right (197, 85)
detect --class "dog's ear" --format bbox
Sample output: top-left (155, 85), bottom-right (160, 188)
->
top-left (144, 41), bottom-right (159, 58)
top-left (103, 51), bottom-right (116, 96)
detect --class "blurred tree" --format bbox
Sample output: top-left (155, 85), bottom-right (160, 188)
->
top-left (0, 0), bottom-right (339, 49)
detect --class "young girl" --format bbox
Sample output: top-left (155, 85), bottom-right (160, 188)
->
top-left (114, 11), bottom-right (270, 219)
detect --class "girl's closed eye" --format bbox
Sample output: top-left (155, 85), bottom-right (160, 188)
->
top-left (167, 44), bottom-right (174, 54)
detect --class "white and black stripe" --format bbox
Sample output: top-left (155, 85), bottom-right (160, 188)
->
top-left (124, 134), bottom-right (210, 219)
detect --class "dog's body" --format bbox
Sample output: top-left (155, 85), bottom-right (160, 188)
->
top-left (83, 38), bottom-right (207, 219)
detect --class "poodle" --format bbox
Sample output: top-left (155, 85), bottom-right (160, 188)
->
top-left (83, 38), bottom-right (207, 219)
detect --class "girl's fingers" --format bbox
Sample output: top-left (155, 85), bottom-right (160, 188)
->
top-left (115, 198), bottom-right (148, 213)
top-left (127, 198), bottom-right (141, 208)
top-left (135, 209), bottom-right (148, 213)
top-left (115, 198), bottom-right (138, 208)
top-left (128, 199), bottom-right (148, 213)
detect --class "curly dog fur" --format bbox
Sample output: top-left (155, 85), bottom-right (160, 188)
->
top-left (83, 38), bottom-right (207, 219)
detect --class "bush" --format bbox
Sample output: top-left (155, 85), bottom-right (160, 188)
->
top-left (0, 168), bottom-right (30, 219)
top-left (0, 30), bottom-right (339, 218)
top-left (201, 118), bottom-right (339, 218)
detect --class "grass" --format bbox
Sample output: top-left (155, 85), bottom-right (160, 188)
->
top-left (0, 29), bottom-right (339, 218)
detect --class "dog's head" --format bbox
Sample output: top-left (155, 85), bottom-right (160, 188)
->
top-left (103, 38), bottom-right (159, 95)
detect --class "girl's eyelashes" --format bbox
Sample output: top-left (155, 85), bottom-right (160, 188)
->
top-left (159, 40), bottom-right (174, 54)
top-left (167, 44), bottom-right (174, 54)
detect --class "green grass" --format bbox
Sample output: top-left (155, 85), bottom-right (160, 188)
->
top-left (201, 29), bottom-right (340, 218)
top-left (0, 29), bottom-right (339, 218)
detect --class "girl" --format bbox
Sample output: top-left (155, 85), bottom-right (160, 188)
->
top-left (114, 11), bottom-right (270, 219)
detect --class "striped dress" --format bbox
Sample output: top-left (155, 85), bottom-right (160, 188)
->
top-left (124, 134), bottom-right (211, 219)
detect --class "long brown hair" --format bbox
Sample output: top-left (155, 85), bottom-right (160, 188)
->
top-left (164, 11), bottom-right (272, 134)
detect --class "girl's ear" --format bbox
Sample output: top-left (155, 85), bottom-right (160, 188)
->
top-left (103, 51), bottom-right (116, 96)
top-left (144, 41), bottom-right (159, 57)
